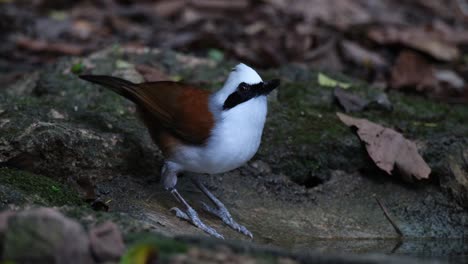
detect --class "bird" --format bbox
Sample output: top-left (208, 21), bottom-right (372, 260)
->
top-left (79, 63), bottom-right (280, 239)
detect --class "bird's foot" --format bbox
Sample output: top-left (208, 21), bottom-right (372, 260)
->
top-left (170, 189), bottom-right (224, 239)
top-left (193, 179), bottom-right (253, 238)
top-left (170, 206), bottom-right (224, 239)
top-left (200, 201), bottom-right (253, 238)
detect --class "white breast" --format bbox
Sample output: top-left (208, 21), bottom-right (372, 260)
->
top-left (169, 97), bottom-right (267, 174)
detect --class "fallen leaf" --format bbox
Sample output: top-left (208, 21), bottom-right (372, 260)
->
top-left (368, 26), bottom-right (459, 61)
top-left (390, 51), bottom-right (468, 101)
top-left (333, 88), bottom-right (368, 112)
top-left (434, 69), bottom-right (465, 91)
top-left (337, 113), bottom-right (431, 181)
top-left (390, 51), bottom-right (437, 92)
top-left (340, 40), bottom-right (388, 69)
top-left (318, 73), bottom-right (351, 89)
top-left (135, 64), bottom-right (171, 82)
top-left (16, 36), bottom-right (84, 55)
top-left (121, 244), bottom-right (158, 264)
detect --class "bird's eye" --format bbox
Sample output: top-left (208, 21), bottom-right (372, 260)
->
top-left (238, 83), bottom-right (249, 92)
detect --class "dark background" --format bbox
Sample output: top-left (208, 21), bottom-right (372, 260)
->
top-left (1, 0), bottom-right (468, 103)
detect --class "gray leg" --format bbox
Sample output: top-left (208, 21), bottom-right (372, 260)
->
top-left (193, 178), bottom-right (253, 238)
top-left (161, 161), bottom-right (180, 190)
top-left (161, 162), bottom-right (224, 239)
top-left (170, 189), bottom-right (224, 239)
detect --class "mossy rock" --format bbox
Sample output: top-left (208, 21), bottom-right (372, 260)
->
top-left (0, 168), bottom-right (82, 206)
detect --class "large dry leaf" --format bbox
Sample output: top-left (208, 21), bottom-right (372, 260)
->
top-left (337, 113), bottom-right (431, 180)
top-left (368, 26), bottom-right (459, 61)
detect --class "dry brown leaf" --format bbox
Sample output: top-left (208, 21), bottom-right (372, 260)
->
top-left (368, 26), bottom-right (459, 61)
top-left (340, 40), bottom-right (388, 69)
top-left (390, 51), bottom-right (468, 102)
top-left (337, 113), bottom-right (431, 181)
top-left (390, 51), bottom-right (437, 92)
top-left (16, 36), bottom-right (84, 55)
top-left (135, 64), bottom-right (171, 82)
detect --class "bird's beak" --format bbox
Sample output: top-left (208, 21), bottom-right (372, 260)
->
top-left (259, 79), bottom-right (280, 95)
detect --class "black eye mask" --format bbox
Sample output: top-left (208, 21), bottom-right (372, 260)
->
top-left (223, 79), bottom-right (280, 110)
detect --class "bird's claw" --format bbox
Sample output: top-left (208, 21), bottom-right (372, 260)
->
top-left (171, 206), bottom-right (224, 239)
top-left (200, 201), bottom-right (253, 239)
top-left (170, 207), bottom-right (190, 221)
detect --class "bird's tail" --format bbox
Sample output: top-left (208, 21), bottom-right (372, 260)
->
top-left (79, 75), bottom-right (139, 103)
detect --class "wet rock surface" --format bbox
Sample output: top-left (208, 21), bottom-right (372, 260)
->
top-left (0, 47), bottom-right (467, 263)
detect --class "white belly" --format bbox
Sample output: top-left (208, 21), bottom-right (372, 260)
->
top-left (170, 97), bottom-right (267, 174)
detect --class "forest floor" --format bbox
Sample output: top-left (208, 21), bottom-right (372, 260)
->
top-left (0, 0), bottom-right (467, 263)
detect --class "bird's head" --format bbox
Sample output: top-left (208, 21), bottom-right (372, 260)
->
top-left (212, 63), bottom-right (280, 110)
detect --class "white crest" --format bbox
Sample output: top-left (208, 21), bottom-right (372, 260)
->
top-left (211, 63), bottom-right (263, 108)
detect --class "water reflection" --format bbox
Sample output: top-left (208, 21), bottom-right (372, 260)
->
top-left (291, 239), bottom-right (467, 263)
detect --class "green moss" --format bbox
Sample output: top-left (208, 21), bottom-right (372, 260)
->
top-left (267, 81), bottom-right (349, 146)
top-left (0, 168), bottom-right (83, 206)
top-left (259, 68), bottom-right (468, 186)
top-left (269, 69), bottom-right (468, 144)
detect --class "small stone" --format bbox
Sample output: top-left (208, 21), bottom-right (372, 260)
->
top-left (49, 109), bottom-right (66, 119)
top-left (89, 221), bottom-right (125, 262)
top-left (250, 160), bottom-right (272, 174)
top-left (3, 208), bottom-right (93, 264)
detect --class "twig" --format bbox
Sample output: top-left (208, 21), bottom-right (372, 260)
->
top-left (375, 197), bottom-right (403, 237)
top-left (390, 239), bottom-right (403, 254)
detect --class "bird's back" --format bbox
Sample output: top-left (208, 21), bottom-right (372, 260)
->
top-left (79, 75), bottom-right (215, 151)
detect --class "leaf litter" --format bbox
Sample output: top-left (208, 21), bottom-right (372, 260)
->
top-left (337, 113), bottom-right (431, 181)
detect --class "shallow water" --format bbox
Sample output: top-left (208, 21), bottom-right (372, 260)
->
top-left (287, 238), bottom-right (468, 263)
